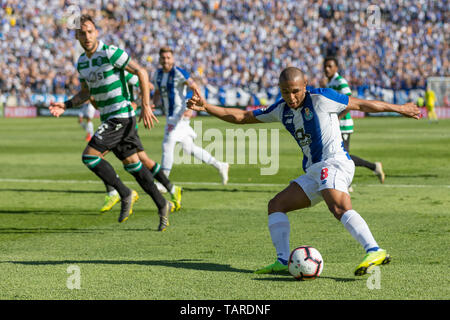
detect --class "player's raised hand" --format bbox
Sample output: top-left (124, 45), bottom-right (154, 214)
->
top-left (48, 101), bottom-right (66, 118)
top-left (400, 102), bottom-right (421, 120)
top-left (139, 104), bottom-right (159, 129)
top-left (187, 87), bottom-right (207, 112)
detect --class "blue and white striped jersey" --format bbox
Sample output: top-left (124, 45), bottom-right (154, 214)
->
top-left (253, 88), bottom-right (351, 171)
top-left (153, 66), bottom-right (190, 125)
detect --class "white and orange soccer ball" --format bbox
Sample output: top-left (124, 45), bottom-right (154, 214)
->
top-left (288, 246), bottom-right (324, 280)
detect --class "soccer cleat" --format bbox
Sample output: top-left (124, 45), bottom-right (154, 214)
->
top-left (374, 162), bottom-right (385, 184)
top-left (85, 133), bottom-right (93, 142)
top-left (254, 260), bottom-right (288, 274)
top-left (118, 190), bottom-right (139, 223)
top-left (354, 249), bottom-right (391, 276)
top-left (100, 193), bottom-right (120, 212)
top-left (171, 185), bottom-right (183, 211)
top-left (157, 200), bottom-right (175, 232)
top-left (219, 162), bottom-right (229, 185)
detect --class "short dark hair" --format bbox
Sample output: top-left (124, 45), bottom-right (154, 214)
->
top-left (78, 14), bottom-right (96, 29)
top-left (159, 47), bottom-right (174, 55)
top-left (279, 67), bottom-right (305, 83)
top-left (323, 56), bottom-right (339, 68)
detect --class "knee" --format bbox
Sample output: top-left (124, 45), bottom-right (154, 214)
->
top-left (81, 154), bottom-right (101, 169)
top-left (268, 197), bottom-right (283, 215)
top-left (327, 203), bottom-right (350, 221)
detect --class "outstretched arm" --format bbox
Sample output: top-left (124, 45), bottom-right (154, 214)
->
top-left (187, 87), bottom-right (261, 124)
top-left (49, 81), bottom-right (90, 117)
top-left (347, 97), bottom-right (421, 119)
top-left (125, 59), bottom-right (158, 129)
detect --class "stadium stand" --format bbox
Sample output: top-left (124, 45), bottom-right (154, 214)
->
top-left (0, 0), bottom-right (448, 108)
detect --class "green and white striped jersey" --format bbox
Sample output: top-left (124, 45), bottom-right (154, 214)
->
top-left (77, 40), bottom-right (134, 122)
top-left (327, 73), bottom-right (353, 133)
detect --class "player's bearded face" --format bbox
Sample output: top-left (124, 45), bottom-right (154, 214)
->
top-left (279, 79), bottom-right (307, 110)
top-left (160, 52), bottom-right (174, 71)
top-left (76, 22), bottom-right (98, 53)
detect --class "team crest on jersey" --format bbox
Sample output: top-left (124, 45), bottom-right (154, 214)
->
top-left (96, 56), bottom-right (103, 66)
top-left (304, 107), bottom-right (313, 121)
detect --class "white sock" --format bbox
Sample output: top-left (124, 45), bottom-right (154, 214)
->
top-left (268, 212), bottom-right (290, 264)
top-left (86, 121), bottom-right (94, 135)
top-left (340, 210), bottom-right (379, 252)
top-left (170, 185), bottom-right (176, 195)
top-left (162, 169), bottom-right (171, 178)
top-left (108, 189), bottom-right (118, 197)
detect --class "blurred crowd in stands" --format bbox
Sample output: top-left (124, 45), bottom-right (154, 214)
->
top-left (0, 0), bottom-right (448, 107)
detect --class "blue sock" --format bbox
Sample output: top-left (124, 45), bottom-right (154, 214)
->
top-left (278, 258), bottom-right (288, 265)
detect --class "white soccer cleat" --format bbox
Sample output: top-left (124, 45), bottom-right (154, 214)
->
top-left (219, 162), bottom-right (229, 185)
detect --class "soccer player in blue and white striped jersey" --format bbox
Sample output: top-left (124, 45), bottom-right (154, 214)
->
top-left (187, 67), bottom-right (420, 276)
top-left (152, 47), bottom-right (229, 184)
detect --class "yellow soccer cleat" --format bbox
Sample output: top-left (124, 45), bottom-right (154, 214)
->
top-left (100, 194), bottom-right (120, 212)
top-left (171, 185), bottom-right (182, 211)
top-left (254, 260), bottom-right (288, 274)
top-left (354, 249), bottom-right (391, 276)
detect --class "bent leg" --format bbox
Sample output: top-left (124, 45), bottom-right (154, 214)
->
top-left (321, 188), bottom-right (379, 252)
top-left (138, 150), bottom-right (174, 194)
top-left (122, 153), bottom-right (166, 210)
top-left (81, 145), bottom-right (131, 199)
top-left (266, 183), bottom-right (312, 265)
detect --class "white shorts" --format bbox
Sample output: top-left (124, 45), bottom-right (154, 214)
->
top-left (78, 104), bottom-right (96, 119)
top-left (163, 118), bottom-right (197, 143)
top-left (291, 156), bottom-right (355, 206)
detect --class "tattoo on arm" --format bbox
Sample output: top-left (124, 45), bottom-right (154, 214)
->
top-left (125, 60), bottom-right (141, 75)
top-left (66, 83), bottom-right (90, 108)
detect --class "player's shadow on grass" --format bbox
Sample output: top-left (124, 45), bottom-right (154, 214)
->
top-left (0, 209), bottom-right (98, 216)
top-left (181, 187), bottom-right (275, 193)
top-left (253, 275), bottom-right (362, 282)
top-left (3, 259), bottom-right (254, 274)
top-left (381, 174), bottom-right (438, 179)
top-left (0, 188), bottom-right (104, 194)
top-left (0, 227), bottom-right (115, 234)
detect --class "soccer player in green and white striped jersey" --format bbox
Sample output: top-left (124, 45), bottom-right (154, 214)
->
top-left (49, 15), bottom-right (174, 231)
top-left (324, 56), bottom-right (385, 187)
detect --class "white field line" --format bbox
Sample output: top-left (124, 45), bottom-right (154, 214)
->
top-left (0, 178), bottom-right (449, 189)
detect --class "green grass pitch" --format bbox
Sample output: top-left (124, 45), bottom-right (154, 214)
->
top-left (0, 116), bottom-right (449, 300)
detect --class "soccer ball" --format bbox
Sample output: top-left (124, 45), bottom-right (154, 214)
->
top-left (288, 246), bottom-right (324, 280)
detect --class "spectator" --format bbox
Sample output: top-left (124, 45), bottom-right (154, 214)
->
top-left (0, 0), bottom-right (448, 105)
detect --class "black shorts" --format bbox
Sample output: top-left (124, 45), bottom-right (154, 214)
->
top-left (88, 117), bottom-right (144, 160)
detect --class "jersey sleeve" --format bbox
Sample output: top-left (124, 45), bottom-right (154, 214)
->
top-left (252, 100), bottom-right (283, 123)
top-left (175, 67), bottom-right (190, 87)
top-left (105, 45), bottom-right (130, 69)
top-left (336, 78), bottom-right (352, 96)
top-left (311, 88), bottom-right (349, 114)
top-left (126, 72), bottom-right (140, 88)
